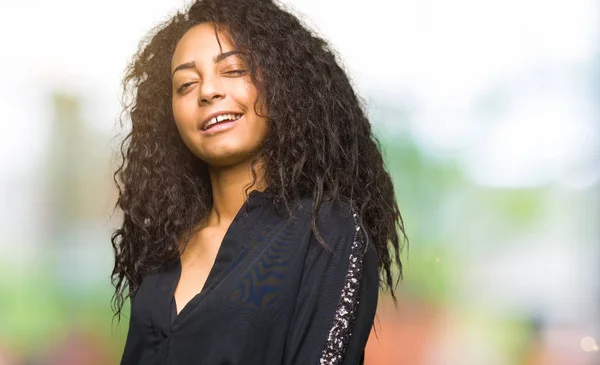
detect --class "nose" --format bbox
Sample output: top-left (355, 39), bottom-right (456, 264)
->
top-left (198, 76), bottom-right (225, 105)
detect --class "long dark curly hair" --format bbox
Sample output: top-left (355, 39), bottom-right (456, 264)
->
top-left (111, 0), bottom-right (407, 321)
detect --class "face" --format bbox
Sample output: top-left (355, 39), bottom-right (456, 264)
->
top-left (171, 23), bottom-right (269, 168)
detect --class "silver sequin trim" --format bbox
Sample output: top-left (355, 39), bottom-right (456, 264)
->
top-left (319, 208), bottom-right (367, 365)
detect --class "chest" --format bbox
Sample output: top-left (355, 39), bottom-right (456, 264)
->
top-left (174, 228), bottom-right (227, 315)
top-left (130, 211), bottom-right (311, 337)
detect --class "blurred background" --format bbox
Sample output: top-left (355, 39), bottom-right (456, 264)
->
top-left (1, 0), bottom-right (598, 364)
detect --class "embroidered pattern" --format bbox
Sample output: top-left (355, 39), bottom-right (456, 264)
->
top-left (319, 208), bottom-right (367, 365)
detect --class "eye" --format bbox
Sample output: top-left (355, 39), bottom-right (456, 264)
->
top-left (223, 69), bottom-right (247, 76)
top-left (177, 82), bottom-right (195, 93)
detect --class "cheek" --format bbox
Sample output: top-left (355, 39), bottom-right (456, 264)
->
top-left (250, 117), bottom-right (270, 146)
top-left (233, 79), bottom-right (260, 109)
top-left (245, 83), bottom-right (267, 117)
top-left (172, 98), bottom-right (196, 128)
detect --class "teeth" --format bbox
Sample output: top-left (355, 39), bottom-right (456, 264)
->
top-left (207, 117), bottom-right (218, 127)
top-left (204, 113), bottom-right (241, 129)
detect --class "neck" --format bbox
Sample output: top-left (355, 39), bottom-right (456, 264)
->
top-left (206, 160), bottom-right (267, 226)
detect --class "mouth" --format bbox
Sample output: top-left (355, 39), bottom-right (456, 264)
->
top-left (201, 112), bottom-right (243, 131)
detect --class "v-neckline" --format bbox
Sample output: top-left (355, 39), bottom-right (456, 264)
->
top-left (170, 213), bottom-right (244, 326)
top-left (168, 188), bottom-right (271, 328)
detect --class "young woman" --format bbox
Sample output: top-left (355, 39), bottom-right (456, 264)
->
top-left (111, 0), bottom-right (406, 364)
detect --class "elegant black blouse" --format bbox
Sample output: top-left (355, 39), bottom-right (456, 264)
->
top-left (120, 189), bottom-right (379, 365)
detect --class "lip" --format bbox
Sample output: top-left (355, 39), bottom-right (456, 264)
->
top-left (199, 115), bottom-right (243, 135)
top-left (199, 111), bottom-right (243, 130)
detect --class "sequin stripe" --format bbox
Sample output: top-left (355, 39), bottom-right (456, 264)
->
top-left (319, 209), bottom-right (367, 365)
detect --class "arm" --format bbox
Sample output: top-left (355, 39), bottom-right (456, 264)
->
top-left (283, 201), bottom-right (379, 365)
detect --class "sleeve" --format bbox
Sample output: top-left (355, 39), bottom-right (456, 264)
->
top-left (282, 201), bottom-right (380, 365)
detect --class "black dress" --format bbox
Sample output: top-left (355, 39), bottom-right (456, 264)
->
top-left (119, 189), bottom-right (379, 365)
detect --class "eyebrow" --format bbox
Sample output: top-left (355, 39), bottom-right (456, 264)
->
top-left (172, 50), bottom-right (243, 77)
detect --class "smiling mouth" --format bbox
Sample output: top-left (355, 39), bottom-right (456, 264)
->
top-left (201, 113), bottom-right (243, 131)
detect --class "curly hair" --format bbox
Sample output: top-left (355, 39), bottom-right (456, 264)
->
top-left (111, 0), bottom-right (407, 321)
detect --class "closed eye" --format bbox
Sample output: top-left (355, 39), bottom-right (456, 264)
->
top-left (224, 69), bottom-right (247, 76)
top-left (177, 82), bottom-right (195, 93)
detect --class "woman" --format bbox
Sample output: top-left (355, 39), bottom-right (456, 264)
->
top-left (111, 0), bottom-right (407, 364)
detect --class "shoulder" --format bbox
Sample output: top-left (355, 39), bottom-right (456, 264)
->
top-left (295, 195), bottom-right (356, 227)
top-left (295, 196), bottom-right (366, 257)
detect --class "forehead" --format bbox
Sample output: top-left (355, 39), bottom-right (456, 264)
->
top-left (171, 23), bottom-right (234, 69)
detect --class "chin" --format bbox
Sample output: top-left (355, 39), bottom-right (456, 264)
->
top-left (181, 131), bottom-right (266, 168)
top-left (198, 148), bottom-right (258, 168)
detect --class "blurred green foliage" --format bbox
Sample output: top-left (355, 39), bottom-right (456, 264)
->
top-left (0, 92), bottom-right (558, 363)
